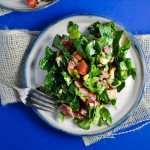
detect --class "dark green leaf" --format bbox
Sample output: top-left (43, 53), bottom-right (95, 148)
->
top-left (68, 21), bottom-right (81, 39)
top-left (77, 118), bottom-right (91, 130)
top-left (62, 34), bottom-right (69, 40)
top-left (61, 71), bottom-right (72, 86)
top-left (117, 82), bottom-right (125, 92)
top-left (73, 38), bottom-right (87, 58)
top-left (85, 42), bottom-right (95, 58)
top-left (92, 105), bottom-right (100, 126)
top-left (70, 96), bottom-right (80, 112)
top-left (113, 31), bottom-right (124, 56)
top-left (99, 89), bottom-right (110, 103)
top-left (100, 107), bottom-right (112, 126)
top-left (88, 21), bottom-right (101, 35)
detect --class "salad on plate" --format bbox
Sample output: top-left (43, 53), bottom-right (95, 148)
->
top-left (27, 0), bottom-right (54, 8)
top-left (38, 21), bottom-right (136, 130)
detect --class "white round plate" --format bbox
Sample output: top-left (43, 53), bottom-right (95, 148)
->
top-left (0, 0), bottom-right (58, 12)
top-left (23, 14), bottom-right (147, 136)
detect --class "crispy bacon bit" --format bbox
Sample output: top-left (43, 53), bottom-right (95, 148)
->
top-left (103, 45), bottom-right (112, 54)
top-left (74, 106), bottom-right (87, 120)
top-left (59, 104), bottom-right (74, 118)
top-left (68, 61), bottom-right (75, 69)
top-left (107, 88), bottom-right (117, 99)
top-left (74, 80), bottom-right (83, 88)
top-left (101, 80), bottom-right (108, 88)
top-left (78, 88), bottom-right (89, 102)
top-left (100, 68), bottom-right (109, 79)
top-left (72, 52), bottom-right (83, 61)
top-left (26, 0), bottom-right (38, 8)
top-left (96, 33), bottom-right (101, 38)
top-left (86, 93), bottom-right (98, 108)
top-left (79, 107), bottom-right (88, 116)
top-left (109, 56), bottom-right (114, 63)
top-left (75, 60), bottom-right (89, 75)
top-left (74, 112), bottom-right (84, 120)
top-left (62, 39), bottom-right (72, 51)
top-left (73, 56), bottom-right (78, 65)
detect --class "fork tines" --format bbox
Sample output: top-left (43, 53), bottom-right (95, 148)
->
top-left (26, 89), bottom-right (58, 113)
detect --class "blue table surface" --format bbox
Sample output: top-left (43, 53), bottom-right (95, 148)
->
top-left (0, 0), bottom-right (150, 150)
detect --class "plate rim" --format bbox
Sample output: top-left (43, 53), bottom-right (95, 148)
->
top-left (23, 13), bottom-right (148, 136)
top-left (0, 0), bottom-right (58, 12)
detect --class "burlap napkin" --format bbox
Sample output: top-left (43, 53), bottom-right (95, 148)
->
top-left (0, 30), bottom-right (149, 146)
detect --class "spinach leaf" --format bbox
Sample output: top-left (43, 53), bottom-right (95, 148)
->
top-left (97, 81), bottom-right (105, 95)
top-left (73, 38), bottom-right (87, 58)
top-left (52, 34), bottom-right (62, 48)
top-left (76, 118), bottom-right (91, 130)
top-left (84, 76), bottom-right (99, 93)
top-left (98, 24), bottom-right (113, 39)
top-left (40, 46), bottom-right (56, 70)
top-left (85, 41), bottom-right (95, 58)
top-left (61, 71), bottom-right (72, 86)
top-left (117, 39), bottom-right (130, 61)
top-left (88, 21), bottom-right (101, 35)
top-left (59, 112), bottom-right (65, 122)
top-left (92, 105), bottom-right (100, 126)
top-left (129, 68), bottom-right (136, 79)
top-left (117, 82), bottom-right (125, 92)
top-left (68, 21), bottom-right (81, 39)
top-left (113, 30), bottom-right (124, 57)
top-left (100, 107), bottom-right (112, 126)
top-left (44, 69), bottom-right (56, 91)
top-left (74, 70), bottom-right (80, 79)
top-left (95, 37), bottom-right (110, 53)
top-left (105, 21), bottom-right (115, 31)
top-left (88, 64), bottom-right (102, 77)
top-left (70, 96), bottom-right (80, 112)
top-left (81, 35), bottom-right (95, 41)
top-left (62, 34), bottom-right (69, 40)
top-left (99, 89), bottom-right (110, 103)
top-left (52, 34), bottom-right (73, 61)
top-left (112, 79), bottom-right (121, 86)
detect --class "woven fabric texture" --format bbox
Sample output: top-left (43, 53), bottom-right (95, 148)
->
top-left (0, 6), bottom-right (12, 16)
top-left (0, 30), bottom-right (149, 146)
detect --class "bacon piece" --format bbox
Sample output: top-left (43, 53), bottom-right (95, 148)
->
top-left (74, 106), bottom-right (87, 120)
top-left (107, 88), bottom-right (117, 99)
top-left (62, 39), bottom-right (72, 51)
top-left (78, 88), bottom-right (90, 102)
top-left (96, 33), bottom-right (101, 38)
top-left (86, 93), bottom-right (98, 108)
top-left (101, 80), bottom-right (108, 88)
top-left (26, 0), bottom-right (38, 8)
top-left (73, 56), bottom-right (78, 65)
top-left (79, 107), bottom-right (88, 116)
top-left (74, 111), bottom-right (84, 120)
top-left (100, 68), bottom-right (109, 79)
top-left (68, 61), bottom-right (75, 69)
top-left (59, 104), bottom-right (74, 118)
top-left (75, 60), bottom-right (89, 75)
top-left (103, 45), bottom-right (112, 54)
top-left (72, 52), bottom-right (83, 61)
top-left (74, 80), bottom-right (83, 88)
top-left (109, 56), bottom-right (114, 63)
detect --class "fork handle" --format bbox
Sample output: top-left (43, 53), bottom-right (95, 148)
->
top-left (0, 78), bottom-right (21, 92)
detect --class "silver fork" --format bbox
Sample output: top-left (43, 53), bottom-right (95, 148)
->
top-left (0, 79), bottom-right (58, 113)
